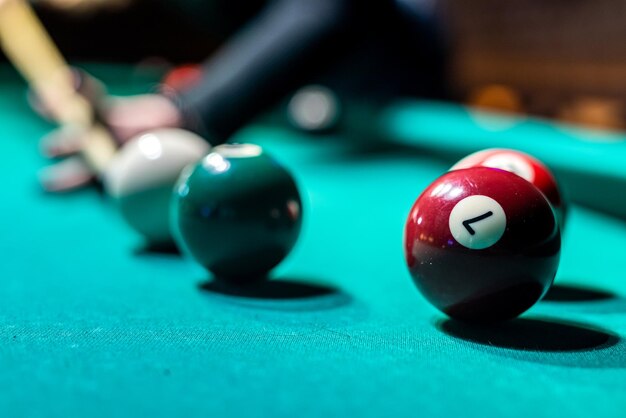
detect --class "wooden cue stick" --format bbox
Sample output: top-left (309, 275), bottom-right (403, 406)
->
top-left (0, 0), bottom-right (117, 175)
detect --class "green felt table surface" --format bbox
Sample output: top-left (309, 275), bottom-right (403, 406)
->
top-left (1, 65), bottom-right (625, 417)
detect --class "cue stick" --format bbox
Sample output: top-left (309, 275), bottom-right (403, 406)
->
top-left (0, 0), bottom-right (117, 179)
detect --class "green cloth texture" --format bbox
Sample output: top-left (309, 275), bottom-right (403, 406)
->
top-left (0, 65), bottom-right (625, 418)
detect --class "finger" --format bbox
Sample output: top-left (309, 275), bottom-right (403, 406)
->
top-left (38, 156), bottom-right (96, 192)
top-left (39, 125), bottom-right (87, 158)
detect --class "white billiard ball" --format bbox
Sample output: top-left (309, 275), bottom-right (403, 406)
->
top-left (287, 85), bottom-right (341, 132)
top-left (103, 129), bottom-right (210, 246)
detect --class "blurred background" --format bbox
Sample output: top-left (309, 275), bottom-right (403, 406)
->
top-left (448, 0), bottom-right (626, 131)
top-left (5, 0), bottom-right (625, 132)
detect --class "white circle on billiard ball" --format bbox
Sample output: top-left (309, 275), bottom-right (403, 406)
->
top-left (482, 153), bottom-right (535, 182)
top-left (449, 195), bottom-right (506, 250)
top-left (451, 149), bottom-right (536, 183)
top-left (214, 143), bottom-right (262, 158)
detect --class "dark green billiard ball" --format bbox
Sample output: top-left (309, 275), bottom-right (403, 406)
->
top-left (171, 144), bottom-right (303, 283)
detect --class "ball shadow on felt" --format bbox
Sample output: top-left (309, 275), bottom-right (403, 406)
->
top-left (543, 283), bottom-right (617, 302)
top-left (133, 242), bottom-right (181, 256)
top-left (198, 275), bottom-right (354, 312)
top-left (437, 316), bottom-right (625, 368)
top-left (541, 282), bottom-right (626, 314)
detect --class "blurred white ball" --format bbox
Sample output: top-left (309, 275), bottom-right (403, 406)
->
top-left (104, 129), bottom-right (210, 246)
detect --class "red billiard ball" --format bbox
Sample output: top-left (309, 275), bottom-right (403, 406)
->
top-left (404, 167), bottom-right (561, 322)
top-left (451, 148), bottom-right (566, 227)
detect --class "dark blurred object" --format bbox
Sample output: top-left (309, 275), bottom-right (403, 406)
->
top-left (445, 0), bottom-right (626, 129)
top-left (32, 0), bottom-right (133, 16)
top-left (1, 0), bottom-right (221, 63)
top-left (179, 0), bottom-right (448, 142)
top-left (158, 0), bottom-right (265, 37)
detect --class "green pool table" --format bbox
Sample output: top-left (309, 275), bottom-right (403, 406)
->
top-left (1, 65), bottom-right (625, 417)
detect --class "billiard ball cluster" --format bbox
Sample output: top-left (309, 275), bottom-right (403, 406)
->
top-left (404, 149), bottom-right (564, 322)
top-left (103, 129), bottom-right (561, 322)
top-left (85, 120), bottom-right (562, 322)
top-left (451, 148), bottom-right (566, 228)
top-left (103, 131), bottom-right (302, 282)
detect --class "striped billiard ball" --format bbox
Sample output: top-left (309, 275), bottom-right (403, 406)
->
top-left (451, 148), bottom-right (566, 228)
top-left (404, 167), bottom-right (561, 322)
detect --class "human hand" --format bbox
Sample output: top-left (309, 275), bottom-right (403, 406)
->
top-left (39, 94), bottom-right (183, 192)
